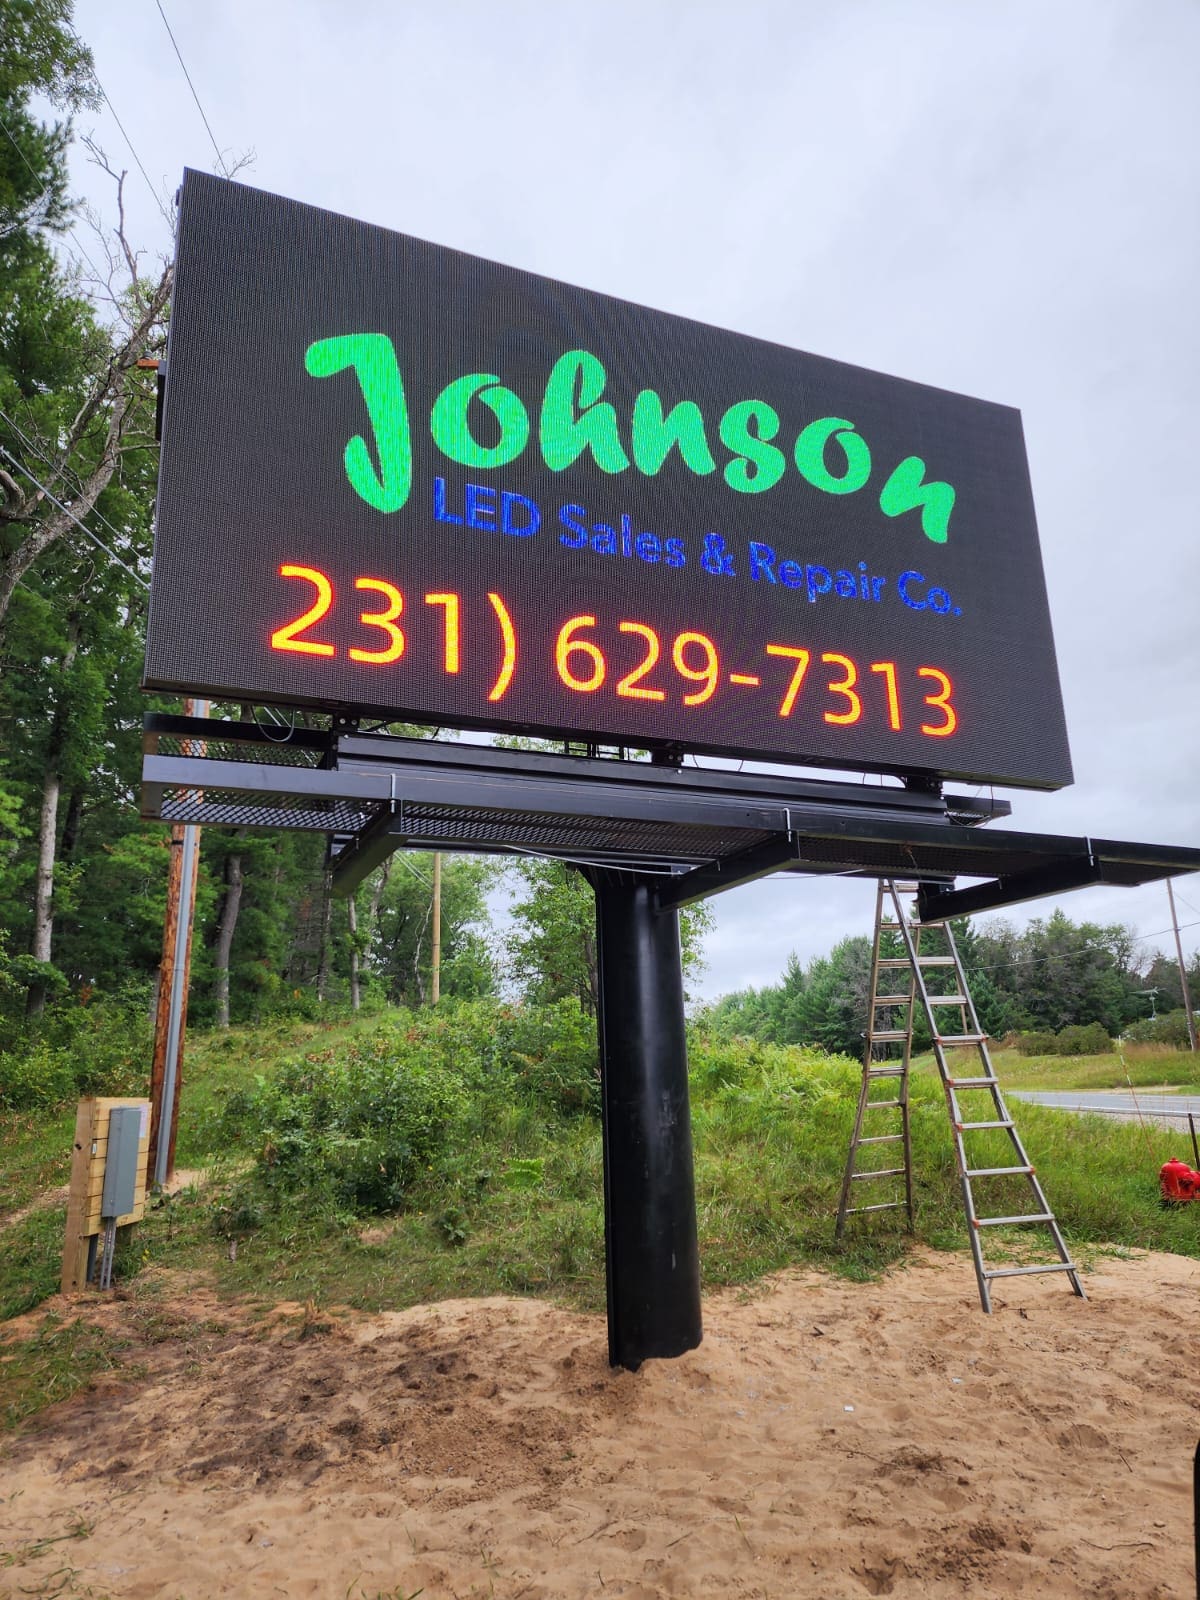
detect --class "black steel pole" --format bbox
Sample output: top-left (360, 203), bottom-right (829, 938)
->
top-left (589, 869), bottom-right (702, 1369)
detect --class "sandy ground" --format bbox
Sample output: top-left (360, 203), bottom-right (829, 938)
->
top-left (1, 1249), bottom-right (1197, 1600)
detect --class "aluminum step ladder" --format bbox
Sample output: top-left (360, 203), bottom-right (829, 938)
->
top-left (836, 879), bottom-right (1086, 1312)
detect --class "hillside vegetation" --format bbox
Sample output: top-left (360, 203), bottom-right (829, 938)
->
top-left (5, 1001), bottom-right (1199, 1343)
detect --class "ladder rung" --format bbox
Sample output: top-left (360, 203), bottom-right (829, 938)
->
top-left (848, 885), bottom-right (1077, 1307)
top-left (879, 956), bottom-right (955, 968)
top-left (983, 1263), bottom-right (1078, 1281)
top-left (975, 1212), bottom-right (1054, 1227)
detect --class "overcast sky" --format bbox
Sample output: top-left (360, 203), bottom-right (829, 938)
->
top-left (59, 0), bottom-right (1200, 996)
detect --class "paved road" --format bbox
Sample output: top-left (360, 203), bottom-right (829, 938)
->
top-left (1012, 1089), bottom-right (1200, 1131)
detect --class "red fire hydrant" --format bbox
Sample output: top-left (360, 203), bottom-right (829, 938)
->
top-left (1159, 1157), bottom-right (1200, 1203)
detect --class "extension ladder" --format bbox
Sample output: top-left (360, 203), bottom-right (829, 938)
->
top-left (835, 880), bottom-right (1086, 1312)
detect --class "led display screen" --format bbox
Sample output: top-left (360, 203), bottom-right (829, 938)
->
top-left (144, 170), bottom-right (1072, 789)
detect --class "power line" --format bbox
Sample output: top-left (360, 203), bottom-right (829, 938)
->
top-left (395, 853), bottom-right (432, 891)
top-left (0, 108), bottom-right (109, 285)
top-left (962, 922), bottom-right (1200, 977)
top-left (152, 0), bottom-right (229, 178)
top-left (71, 37), bottom-right (175, 230)
top-left (0, 406), bottom-right (148, 564)
top-left (0, 444), bottom-right (149, 590)
top-left (0, 110), bottom-right (52, 212)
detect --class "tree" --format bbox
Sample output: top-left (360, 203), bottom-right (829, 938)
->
top-left (505, 858), bottom-right (713, 1014)
top-left (0, 0), bottom-right (171, 632)
top-left (0, 3), bottom-right (173, 1019)
top-left (506, 860), bottom-right (600, 1013)
top-left (371, 852), bottom-right (496, 1007)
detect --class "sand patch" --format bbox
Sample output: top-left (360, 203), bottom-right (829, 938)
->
top-left (1, 1249), bottom-right (1196, 1598)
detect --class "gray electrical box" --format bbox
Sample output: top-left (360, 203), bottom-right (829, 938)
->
top-left (101, 1106), bottom-right (142, 1219)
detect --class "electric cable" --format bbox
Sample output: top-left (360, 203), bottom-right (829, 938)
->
top-left (393, 852), bottom-right (432, 890)
top-left (0, 444), bottom-right (149, 589)
top-left (152, 0), bottom-right (230, 178)
top-left (506, 842), bottom-right (680, 876)
top-left (0, 108), bottom-right (108, 283)
top-left (0, 405), bottom-right (150, 563)
top-left (252, 706), bottom-right (300, 741)
top-left (70, 36), bottom-right (175, 230)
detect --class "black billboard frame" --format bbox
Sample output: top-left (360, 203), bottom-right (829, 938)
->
top-left (141, 714), bottom-right (1200, 1367)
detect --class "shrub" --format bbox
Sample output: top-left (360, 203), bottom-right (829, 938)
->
top-left (213, 1012), bottom-right (477, 1216)
top-left (1013, 1023), bottom-right (1114, 1057)
top-left (1055, 1022), bottom-right (1114, 1056)
top-left (1015, 1030), bottom-right (1056, 1057)
top-left (1125, 1009), bottom-right (1192, 1049)
top-left (0, 994), bottom-right (150, 1110)
top-left (0, 1040), bottom-right (77, 1109)
top-left (492, 998), bottom-right (599, 1115)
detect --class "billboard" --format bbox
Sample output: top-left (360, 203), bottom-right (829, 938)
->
top-left (144, 170), bottom-right (1072, 789)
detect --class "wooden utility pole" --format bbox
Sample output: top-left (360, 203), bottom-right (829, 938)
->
top-left (431, 851), bottom-right (442, 1004)
top-left (148, 700), bottom-right (206, 1185)
top-left (1167, 878), bottom-right (1198, 1052)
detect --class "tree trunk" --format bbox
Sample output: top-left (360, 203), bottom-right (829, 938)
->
top-left (25, 625), bottom-right (79, 1017)
top-left (26, 765), bottom-right (62, 1018)
top-left (358, 857), bottom-right (391, 1003)
top-left (348, 895), bottom-right (361, 1011)
top-left (367, 857), bottom-right (392, 927)
top-left (0, 263), bottom-right (173, 643)
top-left (316, 879), bottom-right (333, 1003)
top-left (60, 787), bottom-right (83, 858)
top-left (212, 848), bottom-right (244, 1028)
top-left (582, 924), bottom-right (598, 1016)
top-left (412, 893), bottom-right (433, 1007)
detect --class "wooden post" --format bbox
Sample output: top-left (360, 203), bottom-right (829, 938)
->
top-left (167, 824), bottom-right (202, 1171)
top-left (148, 699), bottom-right (206, 1185)
top-left (61, 1098), bottom-right (150, 1292)
top-left (148, 824), bottom-right (185, 1177)
top-left (431, 850), bottom-right (442, 1005)
top-left (62, 1098), bottom-right (100, 1293)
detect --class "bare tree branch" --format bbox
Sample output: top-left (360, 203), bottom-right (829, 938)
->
top-left (0, 468), bottom-right (25, 511)
top-left (0, 253), bottom-right (169, 636)
top-left (83, 137), bottom-right (142, 286)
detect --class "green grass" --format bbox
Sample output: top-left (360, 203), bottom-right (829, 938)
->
top-left (1, 1205), bottom-right (70, 1321)
top-left (0, 1107), bottom-right (77, 1222)
top-left (975, 1045), bottom-right (1200, 1093)
top-left (2, 1009), bottom-right (1199, 1433)
top-left (0, 1310), bottom-right (129, 1432)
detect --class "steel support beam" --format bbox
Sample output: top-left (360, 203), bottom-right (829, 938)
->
top-left (917, 854), bottom-right (1104, 922)
top-left (590, 870), bottom-right (702, 1369)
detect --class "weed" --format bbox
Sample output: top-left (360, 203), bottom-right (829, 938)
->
top-left (0, 1316), bottom-right (125, 1431)
top-left (3, 1000), bottom-right (1199, 1436)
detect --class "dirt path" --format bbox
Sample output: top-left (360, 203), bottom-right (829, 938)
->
top-left (1, 1248), bottom-right (1197, 1598)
